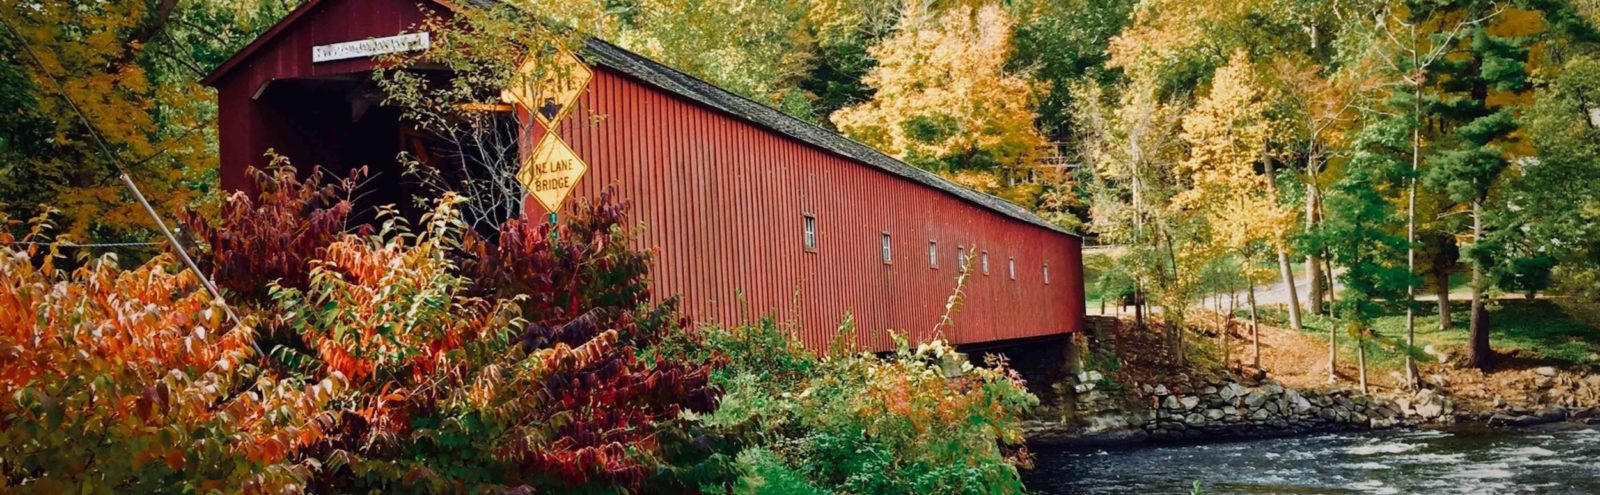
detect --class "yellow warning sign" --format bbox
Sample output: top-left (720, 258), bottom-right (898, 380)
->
top-left (501, 47), bottom-right (592, 129)
top-left (517, 132), bottom-right (589, 213)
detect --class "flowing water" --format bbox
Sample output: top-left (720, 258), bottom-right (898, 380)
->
top-left (1023, 424), bottom-right (1600, 494)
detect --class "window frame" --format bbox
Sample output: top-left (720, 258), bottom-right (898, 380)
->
top-left (981, 251), bottom-right (990, 275)
top-left (1044, 262), bottom-right (1051, 285)
top-left (1008, 257), bottom-right (1016, 280)
top-left (956, 246), bottom-right (967, 272)
top-left (881, 231), bottom-right (893, 265)
top-left (802, 213), bottom-right (817, 253)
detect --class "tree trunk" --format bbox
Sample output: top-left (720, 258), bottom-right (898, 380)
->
top-left (1468, 200), bottom-right (1494, 371)
top-left (1357, 337), bottom-right (1369, 394)
top-left (1433, 244), bottom-right (1452, 331)
top-left (1405, 89), bottom-right (1422, 390)
top-left (1278, 249), bottom-right (1302, 331)
top-left (1134, 287), bottom-right (1145, 330)
top-left (1327, 274), bottom-right (1338, 383)
top-left (1306, 183), bottom-right (1325, 315)
top-left (1248, 283), bottom-right (1260, 368)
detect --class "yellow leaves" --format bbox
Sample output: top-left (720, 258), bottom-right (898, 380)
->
top-left (830, 1), bottom-right (1045, 175)
top-left (2, 0), bottom-right (212, 241)
top-left (1177, 51), bottom-right (1294, 250)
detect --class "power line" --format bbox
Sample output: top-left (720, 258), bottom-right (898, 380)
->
top-left (8, 241), bottom-right (163, 248)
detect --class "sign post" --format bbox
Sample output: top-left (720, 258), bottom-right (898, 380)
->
top-left (504, 47), bottom-right (594, 240)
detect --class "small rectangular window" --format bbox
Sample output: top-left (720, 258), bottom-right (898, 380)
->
top-left (928, 241), bottom-right (938, 268)
top-left (981, 251), bottom-right (990, 275)
top-left (881, 232), bottom-right (892, 264)
top-left (1008, 257), bottom-right (1016, 280)
top-left (957, 246), bottom-right (967, 271)
top-left (802, 214), bottom-right (817, 252)
top-left (1044, 263), bottom-right (1051, 285)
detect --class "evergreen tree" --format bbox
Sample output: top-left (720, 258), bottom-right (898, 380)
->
top-left (1422, 18), bottom-right (1532, 371)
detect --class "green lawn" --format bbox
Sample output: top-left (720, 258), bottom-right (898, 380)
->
top-left (1251, 299), bottom-right (1600, 371)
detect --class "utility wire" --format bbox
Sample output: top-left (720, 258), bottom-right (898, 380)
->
top-left (0, 15), bottom-right (243, 330)
top-left (9, 241), bottom-right (163, 248)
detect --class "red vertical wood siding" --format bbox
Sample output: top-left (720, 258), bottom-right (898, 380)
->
top-left (206, 0), bottom-right (1084, 352)
top-left (548, 69), bottom-right (1083, 350)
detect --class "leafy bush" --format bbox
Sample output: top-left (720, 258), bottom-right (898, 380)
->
top-left (181, 158), bottom-right (371, 302)
top-left (669, 319), bottom-right (1039, 495)
top-left (3, 189), bottom-right (722, 492)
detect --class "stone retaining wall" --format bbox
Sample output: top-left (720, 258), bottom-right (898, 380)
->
top-left (1027, 371), bottom-right (1455, 445)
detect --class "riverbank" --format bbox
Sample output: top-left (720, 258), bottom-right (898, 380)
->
top-left (1024, 309), bottom-right (1600, 447)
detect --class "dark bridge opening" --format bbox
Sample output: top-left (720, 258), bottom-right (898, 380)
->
top-left (250, 71), bottom-right (519, 228)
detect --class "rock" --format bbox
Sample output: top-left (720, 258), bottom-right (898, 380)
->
top-left (1220, 383), bottom-right (1245, 400)
top-left (1185, 413), bottom-right (1207, 427)
top-left (1536, 407), bottom-right (1568, 423)
top-left (1202, 385), bottom-right (1219, 395)
top-left (1535, 366), bottom-right (1557, 377)
top-left (1245, 391), bottom-right (1270, 409)
top-left (1286, 392), bottom-right (1314, 414)
top-left (1488, 413), bottom-right (1545, 427)
top-left (1163, 396), bottom-right (1182, 411)
top-left (1180, 396), bottom-right (1201, 411)
top-left (1414, 402), bottom-right (1443, 419)
top-left (1265, 382), bottom-right (1284, 395)
top-left (1154, 384), bottom-right (1170, 397)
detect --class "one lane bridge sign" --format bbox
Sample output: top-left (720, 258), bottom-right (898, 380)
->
top-left (517, 132), bottom-right (589, 213)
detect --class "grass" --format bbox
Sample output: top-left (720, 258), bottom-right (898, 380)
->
top-left (1250, 299), bottom-right (1600, 371)
top-left (1084, 252), bottom-right (1112, 311)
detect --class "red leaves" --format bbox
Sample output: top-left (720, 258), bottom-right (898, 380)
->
top-left (181, 157), bottom-right (371, 303)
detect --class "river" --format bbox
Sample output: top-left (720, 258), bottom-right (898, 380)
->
top-left (1023, 424), bottom-right (1600, 494)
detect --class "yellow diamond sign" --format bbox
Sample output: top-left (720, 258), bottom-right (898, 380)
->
top-left (501, 47), bottom-right (592, 128)
top-left (518, 132), bottom-right (589, 213)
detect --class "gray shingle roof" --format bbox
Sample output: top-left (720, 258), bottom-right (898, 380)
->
top-left (579, 38), bottom-right (1072, 236)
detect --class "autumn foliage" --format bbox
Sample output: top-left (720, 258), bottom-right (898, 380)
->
top-left (2, 168), bottom-right (722, 493)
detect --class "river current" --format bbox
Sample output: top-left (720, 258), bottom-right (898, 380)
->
top-left (1023, 424), bottom-right (1600, 494)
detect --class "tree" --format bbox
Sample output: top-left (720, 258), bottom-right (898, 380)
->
top-left (1075, 75), bottom-right (1211, 365)
top-left (616, 0), bottom-right (819, 119)
top-left (1008, 0), bottom-right (1136, 141)
top-left (1177, 51), bottom-right (1295, 362)
top-left (831, 1), bottom-right (1047, 194)
top-left (0, 0), bottom-right (285, 246)
top-left (1317, 112), bottom-right (1411, 392)
top-left (1509, 52), bottom-right (1600, 310)
top-left (1422, 11), bottom-right (1534, 372)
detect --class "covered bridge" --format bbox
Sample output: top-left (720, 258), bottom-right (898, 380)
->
top-left (202, 0), bottom-right (1085, 351)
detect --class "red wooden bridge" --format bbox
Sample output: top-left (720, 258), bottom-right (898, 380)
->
top-left (203, 0), bottom-right (1085, 351)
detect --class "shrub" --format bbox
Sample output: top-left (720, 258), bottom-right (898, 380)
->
top-left (2, 192), bottom-right (723, 493)
top-left (181, 157), bottom-right (371, 303)
top-left (673, 320), bottom-right (1038, 495)
top-left (0, 215), bottom-right (328, 492)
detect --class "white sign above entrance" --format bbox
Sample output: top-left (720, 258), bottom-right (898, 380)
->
top-left (312, 32), bottom-right (430, 63)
